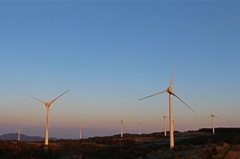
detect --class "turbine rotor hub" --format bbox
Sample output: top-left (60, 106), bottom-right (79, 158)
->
top-left (45, 103), bottom-right (51, 107)
top-left (167, 87), bottom-right (174, 94)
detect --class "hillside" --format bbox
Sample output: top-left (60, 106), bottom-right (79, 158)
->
top-left (0, 128), bottom-right (240, 159)
top-left (0, 133), bottom-right (57, 142)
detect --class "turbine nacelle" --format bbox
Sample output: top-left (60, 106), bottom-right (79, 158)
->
top-left (167, 87), bottom-right (174, 95)
top-left (45, 102), bottom-right (51, 107)
top-left (210, 113), bottom-right (222, 120)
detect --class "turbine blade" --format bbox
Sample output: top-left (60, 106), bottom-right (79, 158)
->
top-left (26, 94), bottom-right (46, 105)
top-left (138, 89), bottom-right (168, 101)
top-left (214, 115), bottom-right (222, 120)
top-left (170, 65), bottom-right (176, 86)
top-left (162, 111), bottom-right (169, 118)
top-left (172, 93), bottom-right (195, 112)
top-left (202, 116), bottom-right (211, 123)
top-left (49, 89), bottom-right (69, 105)
top-left (159, 107), bottom-right (165, 116)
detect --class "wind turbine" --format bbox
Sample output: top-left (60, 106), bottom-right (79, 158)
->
top-left (159, 108), bottom-right (168, 136)
top-left (16, 129), bottom-right (21, 141)
top-left (163, 114), bottom-right (168, 136)
top-left (138, 121), bottom-right (142, 136)
top-left (139, 67), bottom-right (195, 149)
top-left (210, 112), bottom-right (222, 135)
top-left (79, 123), bottom-right (84, 140)
top-left (27, 90), bottom-right (69, 145)
top-left (120, 114), bottom-right (129, 138)
top-left (112, 115), bottom-right (128, 138)
top-left (120, 119), bottom-right (124, 138)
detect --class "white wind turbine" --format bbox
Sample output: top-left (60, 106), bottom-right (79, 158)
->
top-left (139, 67), bottom-right (195, 149)
top-left (112, 115), bottom-right (128, 138)
top-left (27, 90), bottom-right (69, 145)
top-left (210, 112), bottom-right (222, 135)
top-left (120, 119), bottom-right (124, 138)
top-left (16, 129), bottom-right (21, 141)
top-left (163, 114), bottom-right (168, 136)
top-left (159, 108), bottom-right (168, 136)
top-left (80, 124), bottom-right (82, 139)
top-left (79, 123), bottom-right (85, 140)
top-left (138, 121), bottom-right (142, 136)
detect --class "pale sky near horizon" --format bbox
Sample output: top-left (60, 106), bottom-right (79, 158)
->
top-left (0, 0), bottom-right (240, 139)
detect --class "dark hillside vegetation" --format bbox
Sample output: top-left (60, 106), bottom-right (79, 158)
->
top-left (0, 128), bottom-right (240, 159)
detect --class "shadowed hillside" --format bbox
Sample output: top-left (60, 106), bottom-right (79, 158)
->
top-left (0, 128), bottom-right (240, 159)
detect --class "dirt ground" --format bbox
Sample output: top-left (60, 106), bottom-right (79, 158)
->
top-left (224, 144), bottom-right (240, 159)
top-left (137, 142), bottom-right (231, 159)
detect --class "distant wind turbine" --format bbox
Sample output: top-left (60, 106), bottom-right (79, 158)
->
top-left (139, 67), bottom-right (195, 149)
top-left (80, 124), bottom-right (82, 139)
top-left (79, 123), bottom-right (84, 140)
top-left (163, 114), bottom-right (168, 136)
top-left (159, 108), bottom-right (168, 137)
top-left (210, 112), bottom-right (222, 135)
top-left (138, 121), bottom-right (142, 136)
top-left (120, 119), bottom-right (124, 138)
top-left (112, 115), bottom-right (128, 138)
top-left (27, 90), bottom-right (69, 145)
top-left (16, 129), bottom-right (21, 141)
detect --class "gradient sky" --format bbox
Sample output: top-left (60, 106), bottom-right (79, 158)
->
top-left (0, 0), bottom-right (240, 139)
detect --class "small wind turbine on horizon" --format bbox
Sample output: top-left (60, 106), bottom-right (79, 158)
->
top-left (163, 114), bottom-right (168, 136)
top-left (79, 123), bottom-right (85, 140)
top-left (112, 115), bottom-right (128, 138)
top-left (80, 124), bottom-right (82, 139)
top-left (210, 112), bottom-right (222, 135)
top-left (159, 108), bottom-right (168, 137)
top-left (16, 129), bottom-right (21, 141)
top-left (138, 121), bottom-right (142, 136)
top-left (120, 119), bottom-right (124, 138)
top-left (139, 66), bottom-right (195, 149)
top-left (26, 90), bottom-right (69, 145)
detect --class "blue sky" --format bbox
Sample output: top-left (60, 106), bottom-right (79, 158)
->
top-left (0, 0), bottom-right (240, 139)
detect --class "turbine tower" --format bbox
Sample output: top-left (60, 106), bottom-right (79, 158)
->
top-left (210, 112), bottom-right (221, 135)
top-left (120, 119), bottom-right (124, 138)
top-left (80, 124), bottom-right (83, 140)
top-left (172, 119), bottom-right (175, 133)
top-left (159, 108), bottom-right (168, 136)
top-left (138, 121), bottom-right (142, 136)
top-left (163, 114), bottom-right (168, 136)
top-left (112, 115), bottom-right (127, 138)
top-left (139, 67), bottom-right (194, 149)
top-left (27, 90), bottom-right (69, 145)
top-left (16, 129), bottom-right (21, 141)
